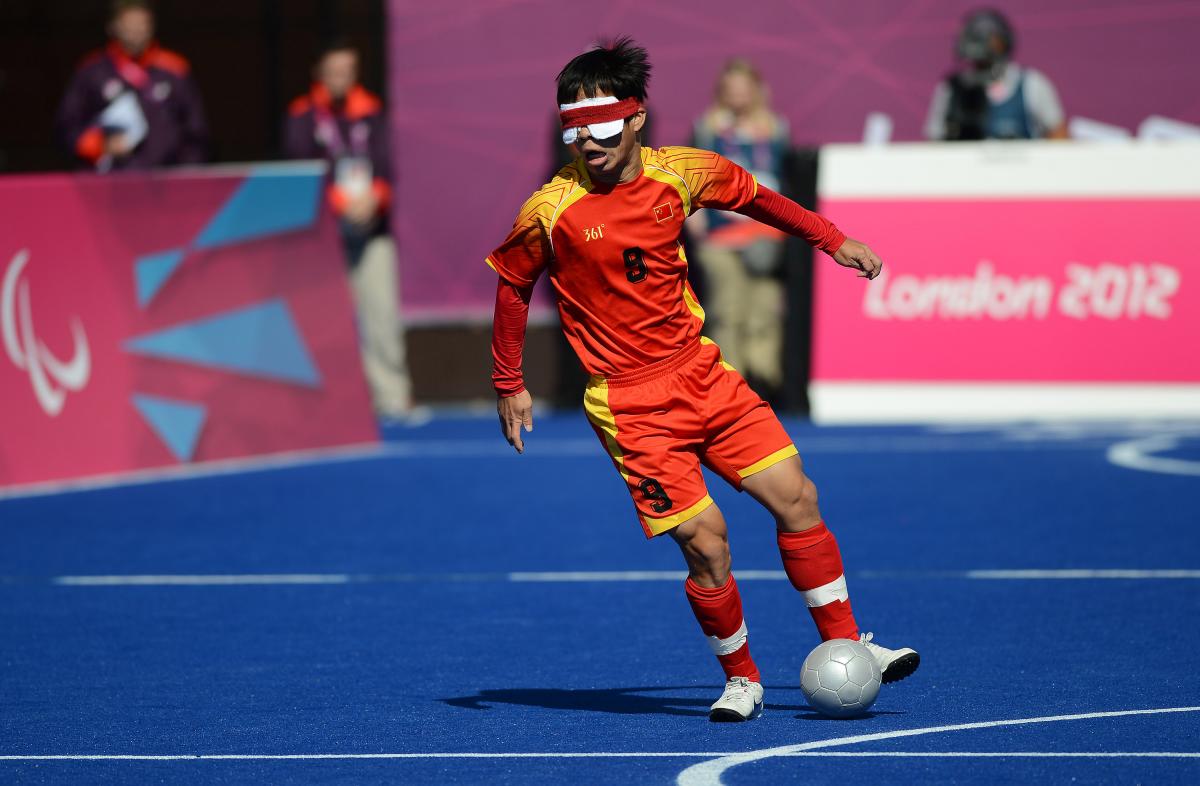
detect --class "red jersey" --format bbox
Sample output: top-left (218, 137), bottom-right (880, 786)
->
top-left (487, 146), bottom-right (758, 377)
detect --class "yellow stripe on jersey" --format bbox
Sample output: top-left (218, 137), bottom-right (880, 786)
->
top-left (699, 336), bottom-right (736, 372)
top-left (549, 162), bottom-right (594, 249)
top-left (643, 494), bottom-right (715, 535)
top-left (682, 280), bottom-right (706, 324)
top-left (583, 377), bottom-right (628, 479)
top-left (679, 245), bottom-right (708, 327)
top-left (737, 444), bottom-right (799, 479)
top-left (484, 256), bottom-right (498, 272)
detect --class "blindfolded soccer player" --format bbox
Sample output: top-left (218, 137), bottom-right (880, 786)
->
top-left (487, 38), bottom-right (919, 722)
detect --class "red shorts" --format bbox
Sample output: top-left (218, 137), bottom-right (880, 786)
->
top-left (583, 338), bottom-right (797, 538)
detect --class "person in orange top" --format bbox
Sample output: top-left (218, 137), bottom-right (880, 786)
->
top-left (284, 41), bottom-right (412, 418)
top-left (689, 59), bottom-right (792, 400)
top-left (55, 0), bottom-right (208, 171)
top-left (488, 39), bottom-right (920, 722)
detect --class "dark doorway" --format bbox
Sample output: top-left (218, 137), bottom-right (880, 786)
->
top-left (0, 0), bottom-right (386, 172)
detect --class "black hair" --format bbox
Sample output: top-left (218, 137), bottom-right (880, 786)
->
top-left (110, 0), bottom-right (153, 20)
top-left (317, 36), bottom-right (359, 62)
top-left (556, 37), bottom-right (651, 105)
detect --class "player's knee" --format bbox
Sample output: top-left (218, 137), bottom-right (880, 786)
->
top-left (801, 474), bottom-right (819, 510)
top-left (693, 529), bottom-right (730, 570)
top-left (778, 474), bottom-right (821, 531)
top-left (674, 521), bottom-right (731, 582)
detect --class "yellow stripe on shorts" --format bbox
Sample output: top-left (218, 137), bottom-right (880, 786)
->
top-left (737, 444), bottom-right (799, 479)
top-left (583, 377), bottom-right (628, 479)
top-left (643, 494), bottom-right (715, 536)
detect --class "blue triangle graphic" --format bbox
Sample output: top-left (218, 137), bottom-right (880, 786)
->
top-left (124, 298), bottom-right (322, 387)
top-left (193, 167), bottom-right (321, 250)
top-left (135, 249), bottom-right (186, 307)
top-left (131, 394), bottom-right (207, 462)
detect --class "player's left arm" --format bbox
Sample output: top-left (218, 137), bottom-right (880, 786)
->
top-left (673, 147), bottom-right (881, 279)
top-left (735, 185), bottom-right (882, 280)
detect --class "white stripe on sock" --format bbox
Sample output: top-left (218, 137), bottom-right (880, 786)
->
top-left (802, 574), bottom-right (849, 608)
top-left (706, 619), bottom-right (748, 656)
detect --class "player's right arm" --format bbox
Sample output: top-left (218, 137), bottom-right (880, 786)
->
top-left (486, 184), bottom-right (558, 453)
top-left (493, 277), bottom-right (534, 453)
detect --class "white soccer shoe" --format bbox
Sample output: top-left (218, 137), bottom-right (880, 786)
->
top-left (858, 632), bottom-right (921, 684)
top-left (708, 676), bottom-right (764, 722)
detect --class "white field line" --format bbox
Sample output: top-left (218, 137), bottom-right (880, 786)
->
top-left (33, 569), bottom-right (1200, 587)
top-left (0, 432), bottom-right (1137, 503)
top-left (676, 706), bottom-right (1200, 786)
top-left (0, 753), bottom-right (723, 761)
top-left (53, 574), bottom-right (352, 587)
top-left (1, 750), bottom-right (1197, 762)
top-left (508, 571), bottom-right (780, 582)
top-left (1107, 435), bottom-right (1200, 477)
top-left (966, 569), bottom-right (1200, 580)
top-left (772, 751), bottom-right (1200, 758)
top-left (512, 569), bottom-right (1200, 582)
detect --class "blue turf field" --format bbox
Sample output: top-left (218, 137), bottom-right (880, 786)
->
top-left (2, 414), bottom-right (1199, 784)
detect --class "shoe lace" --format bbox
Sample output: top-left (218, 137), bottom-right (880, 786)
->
top-left (858, 631), bottom-right (877, 650)
top-left (727, 676), bottom-right (752, 691)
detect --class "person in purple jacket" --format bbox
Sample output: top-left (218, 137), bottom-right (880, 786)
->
top-left (55, 0), bottom-right (208, 171)
top-left (283, 40), bottom-right (413, 418)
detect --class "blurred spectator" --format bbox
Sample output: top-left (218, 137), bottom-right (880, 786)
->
top-left (925, 8), bottom-right (1066, 140)
top-left (55, 0), bottom-right (208, 170)
top-left (689, 59), bottom-right (789, 400)
top-left (283, 40), bottom-right (413, 418)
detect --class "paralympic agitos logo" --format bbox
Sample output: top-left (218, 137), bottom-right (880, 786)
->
top-left (2, 249), bottom-right (91, 417)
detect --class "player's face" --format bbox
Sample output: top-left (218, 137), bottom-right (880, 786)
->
top-left (110, 8), bottom-right (154, 55)
top-left (569, 88), bottom-right (646, 184)
top-left (319, 51), bottom-right (359, 100)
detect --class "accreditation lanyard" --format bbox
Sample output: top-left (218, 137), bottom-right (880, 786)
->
top-left (106, 42), bottom-right (155, 93)
top-left (314, 107), bottom-right (370, 160)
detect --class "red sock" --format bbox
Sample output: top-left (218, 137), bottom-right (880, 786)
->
top-left (777, 522), bottom-right (859, 641)
top-left (684, 575), bottom-right (761, 683)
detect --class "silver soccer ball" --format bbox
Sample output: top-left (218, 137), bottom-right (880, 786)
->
top-left (800, 638), bottom-right (882, 718)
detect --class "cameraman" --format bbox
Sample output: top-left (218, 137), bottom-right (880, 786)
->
top-left (925, 8), bottom-right (1067, 141)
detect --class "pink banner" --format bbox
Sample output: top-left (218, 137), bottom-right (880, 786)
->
top-left (813, 198), bottom-right (1198, 382)
top-left (0, 167), bottom-right (377, 489)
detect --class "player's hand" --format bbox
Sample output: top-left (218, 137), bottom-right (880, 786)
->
top-left (497, 390), bottom-right (534, 454)
top-left (832, 237), bottom-right (883, 280)
top-left (105, 133), bottom-right (132, 158)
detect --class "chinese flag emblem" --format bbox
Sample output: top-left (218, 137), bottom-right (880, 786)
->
top-left (653, 203), bottom-right (673, 223)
